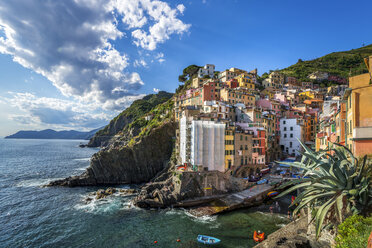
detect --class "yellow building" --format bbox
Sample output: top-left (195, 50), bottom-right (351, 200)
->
top-left (191, 77), bottom-right (207, 88)
top-left (224, 126), bottom-right (235, 170)
top-left (344, 55), bottom-right (372, 157)
top-left (235, 73), bottom-right (255, 90)
top-left (220, 88), bottom-right (255, 106)
top-left (229, 67), bottom-right (247, 75)
top-left (261, 87), bottom-right (277, 99)
top-left (299, 90), bottom-right (315, 102)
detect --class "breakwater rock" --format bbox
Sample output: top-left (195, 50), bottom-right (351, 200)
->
top-left (134, 168), bottom-right (248, 209)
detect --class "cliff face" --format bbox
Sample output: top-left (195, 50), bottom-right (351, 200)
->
top-left (49, 122), bottom-right (177, 186)
top-left (87, 91), bottom-right (173, 147)
top-left (87, 115), bottom-right (133, 147)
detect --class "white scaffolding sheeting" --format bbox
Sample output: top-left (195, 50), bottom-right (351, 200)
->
top-left (190, 120), bottom-right (225, 172)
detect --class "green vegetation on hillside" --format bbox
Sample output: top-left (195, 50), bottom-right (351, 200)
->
top-left (127, 98), bottom-right (174, 146)
top-left (277, 44), bottom-right (372, 82)
top-left (95, 91), bottom-right (173, 137)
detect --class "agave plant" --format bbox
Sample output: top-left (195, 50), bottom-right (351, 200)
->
top-left (275, 141), bottom-right (372, 238)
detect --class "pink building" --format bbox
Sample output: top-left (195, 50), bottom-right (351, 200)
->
top-left (274, 93), bottom-right (289, 106)
top-left (186, 88), bottom-right (198, 98)
top-left (256, 99), bottom-right (281, 114)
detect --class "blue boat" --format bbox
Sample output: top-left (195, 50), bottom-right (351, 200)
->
top-left (197, 235), bottom-right (221, 244)
top-left (257, 179), bottom-right (267, 185)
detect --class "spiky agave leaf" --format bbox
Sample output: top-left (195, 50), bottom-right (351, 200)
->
top-left (275, 141), bottom-right (371, 239)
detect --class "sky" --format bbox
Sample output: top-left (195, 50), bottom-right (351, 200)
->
top-left (0, 0), bottom-right (371, 137)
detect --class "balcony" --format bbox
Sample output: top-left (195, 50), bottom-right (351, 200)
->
top-left (353, 126), bottom-right (372, 140)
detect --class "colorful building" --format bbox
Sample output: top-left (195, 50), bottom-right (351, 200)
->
top-left (220, 88), bottom-right (255, 106)
top-left (235, 73), bottom-right (255, 90)
top-left (234, 129), bottom-right (253, 168)
top-left (344, 55), bottom-right (372, 157)
top-left (224, 126), bottom-right (235, 170)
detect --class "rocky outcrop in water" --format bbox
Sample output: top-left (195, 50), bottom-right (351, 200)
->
top-left (48, 122), bottom-right (177, 187)
top-left (133, 166), bottom-right (247, 209)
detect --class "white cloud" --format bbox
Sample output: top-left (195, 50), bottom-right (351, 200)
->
top-left (134, 59), bottom-right (147, 67)
top-left (114, 0), bottom-right (191, 50)
top-left (2, 92), bottom-right (112, 129)
top-left (0, 0), bottom-right (190, 112)
top-left (153, 88), bottom-right (160, 93)
top-left (177, 4), bottom-right (186, 14)
top-left (155, 52), bottom-right (165, 63)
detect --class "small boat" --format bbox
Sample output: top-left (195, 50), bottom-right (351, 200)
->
top-left (197, 235), bottom-right (221, 244)
top-left (253, 231), bottom-right (265, 242)
top-left (267, 191), bottom-right (278, 197)
top-left (257, 179), bottom-right (267, 185)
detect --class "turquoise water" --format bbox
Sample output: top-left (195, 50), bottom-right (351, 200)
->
top-left (0, 139), bottom-right (290, 248)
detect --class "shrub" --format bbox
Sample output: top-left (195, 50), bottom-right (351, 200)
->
top-left (335, 215), bottom-right (372, 248)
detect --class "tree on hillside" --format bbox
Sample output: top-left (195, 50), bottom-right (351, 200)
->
top-left (178, 65), bottom-right (201, 82)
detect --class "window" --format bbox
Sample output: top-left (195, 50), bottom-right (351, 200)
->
top-left (290, 127), bottom-right (293, 131)
top-left (284, 127), bottom-right (287, 131)
top-left (283, 120), bottom-right (286, 124)
top-left (245, 145), bottom-right (248, 150)
top-left (240, 135), bottom-right (243, 140)
top-left (290, 142), bottom-right (292, 148)
top-left (284, 134), bottom-right (287, 138)
top-left (349, 120), bottom-right (352, 134)
top-left (290, 133), bottom-right (293, 138)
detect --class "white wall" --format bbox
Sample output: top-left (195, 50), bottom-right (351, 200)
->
top-left (198, 64), bottom-right (215, 78)
top-left (279, 118), bottom-right (303, 156)
top-left (179, 115), bottom-right (188, 164)
top-left (190, 120), bottom-right (225, 172)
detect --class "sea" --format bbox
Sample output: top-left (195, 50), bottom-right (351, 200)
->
top-left (0, 139), bottom-right (290, 248)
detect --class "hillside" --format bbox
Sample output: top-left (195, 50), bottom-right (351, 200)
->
top-left (268, 44), bottom-right (372, 82)
top-left (5, 128), bottom-right (101, 140)
top-left (88, 91), bottom-right (173, 147)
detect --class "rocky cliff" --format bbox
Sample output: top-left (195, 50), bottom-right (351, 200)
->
top-left (49, 121), bottom-right (177, 186)
top-left (87, 91), bottom-right (173, 147)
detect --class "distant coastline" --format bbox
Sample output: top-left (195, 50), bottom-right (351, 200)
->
top-left (5, 128), bottom-right (102, 140)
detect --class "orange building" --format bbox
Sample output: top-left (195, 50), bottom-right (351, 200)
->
top-left (344, 55), bottom-right (372, 157)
